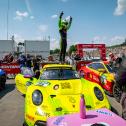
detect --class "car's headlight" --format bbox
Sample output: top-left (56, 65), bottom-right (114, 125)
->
top-left (26, 81), bottom-right (32, 86)
top-left (32, 90), bottom-right (43, 105)
top-left (100, 75), bottom-right (107, 84)
top-left (94, 87), bottom-right (104, 101)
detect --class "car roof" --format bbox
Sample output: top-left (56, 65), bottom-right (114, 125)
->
top-left (43, 64), bottom-right (73, 69)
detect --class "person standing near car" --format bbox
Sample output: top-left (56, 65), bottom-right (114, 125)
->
top-left (26, 54), bottom-right (32, 68)
top-left (115, 58), bottom-right (126, 119)
top-left (32, 56), bottom-right (40, 73)
top-left (58, 11), bottom-right (72, 63)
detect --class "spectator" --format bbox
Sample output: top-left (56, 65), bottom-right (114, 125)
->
top-left (115, 58), bottom-right (126, 119)
top-left (18, 55), bottom-right (26, 68)
top-left (32, 56), bottom-right (40, 73)
top-left (26, 54), bottom-right (32, 68)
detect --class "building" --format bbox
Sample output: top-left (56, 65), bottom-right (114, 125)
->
top-left (24, 40), bottom-right (50, 59)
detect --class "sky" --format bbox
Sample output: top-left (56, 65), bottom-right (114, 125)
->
top-left (0, 0), bottom-right (126, 50)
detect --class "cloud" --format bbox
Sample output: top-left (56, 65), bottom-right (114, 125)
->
top-left (30, 16), bottom-right (34, 19)
top-left (14, 11), bottom-right (29, 21)
top-left (38, 25), bottom-right (48, 32)
top-left (13, 33), bottom-right (24, 43)
top-left (110, 36), bottom-right (125, 45)
top-left (51, 14), bottom-right (58, 19)
top-left (93, 36), bottom-right (106, 43)
top-left (25, 0), bottom-right (32, 13)
top-left (114, 0), bottom-right (126, 16)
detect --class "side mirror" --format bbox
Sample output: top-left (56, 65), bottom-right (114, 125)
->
top-left (24, 74), bottom-right (33, 78)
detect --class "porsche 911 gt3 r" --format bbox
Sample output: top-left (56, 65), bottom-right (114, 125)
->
top-left (23, 64), bottom-right (110, 126)
top-left (79, 61), bottom-right (115, 96)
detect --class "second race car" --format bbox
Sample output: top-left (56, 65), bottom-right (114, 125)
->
top-left (79, 61), bottom-right (115, 96)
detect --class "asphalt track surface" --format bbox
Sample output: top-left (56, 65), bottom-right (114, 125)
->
top-left (0, 79), bottom-right (124, 126)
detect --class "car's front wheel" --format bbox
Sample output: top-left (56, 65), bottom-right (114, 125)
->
top-left (0, 74), bottom-right (6, 89)
top-left (23, 121), bottom-right (28, 126)
top-left (104, 89), bottom-right (113, 97)
top-left (113, 84), bottom-right (122, 102)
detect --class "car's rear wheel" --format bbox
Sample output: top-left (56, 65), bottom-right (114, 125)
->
top-left (113, 84), bottom-right (122, 102)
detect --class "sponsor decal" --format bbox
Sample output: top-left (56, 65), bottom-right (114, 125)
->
top-left (92, 75), bottom-right (99, 82)
top-left (35, 108), bottom-right (50, 117)
top-left (61, 82), bottom-right (71, 89)
top-left (53, 116), bottom-right (65, 125)
top-left (68, 96), bottom-right (76, 103)
top-left (36, 81), bottom-right (50, 87)
top-left (41, 105), bottom-right (48, 109)
top-left (0, 65), bottom-right (20, 69)
top-left (26, 114), bottom-right (34, 121)
top-left (96, 110), bottom-right (113, 116)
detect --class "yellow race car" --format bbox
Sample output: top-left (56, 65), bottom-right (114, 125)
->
top-left (23, 64), bottom-right (110, 126)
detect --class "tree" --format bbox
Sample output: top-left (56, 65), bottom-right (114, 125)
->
top-left (50, 50), bottom-right (54, 54)
top-left (68, 45), bottom-right (76, 55)
top-left (53, 48), bottom-right (60, 54)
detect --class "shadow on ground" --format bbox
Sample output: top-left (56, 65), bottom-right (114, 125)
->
top-left (0, 84), bottom-right (15, 99)
top-left (111, 106), bottom-right (120, 116)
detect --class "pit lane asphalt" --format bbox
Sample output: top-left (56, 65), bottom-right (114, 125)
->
top-left (0, 79), bottom-right (123, 126)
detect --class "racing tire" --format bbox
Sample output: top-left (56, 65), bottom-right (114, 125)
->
top-left (1, 82), bottom-right (5, 89)
top-left (0, 75), bottom-right (6, 89)
top-left (23, 121), bottom-right (28, 126)
top-left (113, 84), bottom-right (122, 102)
top-left (104, 89), bottom-right (113, 97)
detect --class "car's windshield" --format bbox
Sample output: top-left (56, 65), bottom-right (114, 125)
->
top-left (87, 63), bottom-right (105, 70)
top-left (40, 67), bottom-right (80, 80)
top-left (105, 64), bottom-right (114, 73)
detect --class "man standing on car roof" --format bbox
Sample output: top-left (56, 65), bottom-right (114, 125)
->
top-left (58, 11), bottom-right (72, 63)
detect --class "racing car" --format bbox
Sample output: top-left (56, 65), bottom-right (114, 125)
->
top-left (79, 61), bottom-right (115, 96)
top-left (0, 68), bottom-right (6, 90)
top-left (23, 64), bottom-right (110, 126)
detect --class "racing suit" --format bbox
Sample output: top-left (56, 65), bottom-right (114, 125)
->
top-left (59, 12), bottom-right (72, 63)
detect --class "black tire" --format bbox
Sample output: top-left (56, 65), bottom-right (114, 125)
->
top-left (23, 121), bottom-right (28, 126)
top-left (104, 89), bottom-right (113, 97)
top-left (1, 81), bottom-right (5, 89)
top-left (0, 75), bottom-right (6, 89)
top-left (113, 84), bottom-right (122, 102)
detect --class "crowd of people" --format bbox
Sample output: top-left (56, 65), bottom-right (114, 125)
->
top-left (17, 54), bottom-right (41, 73)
